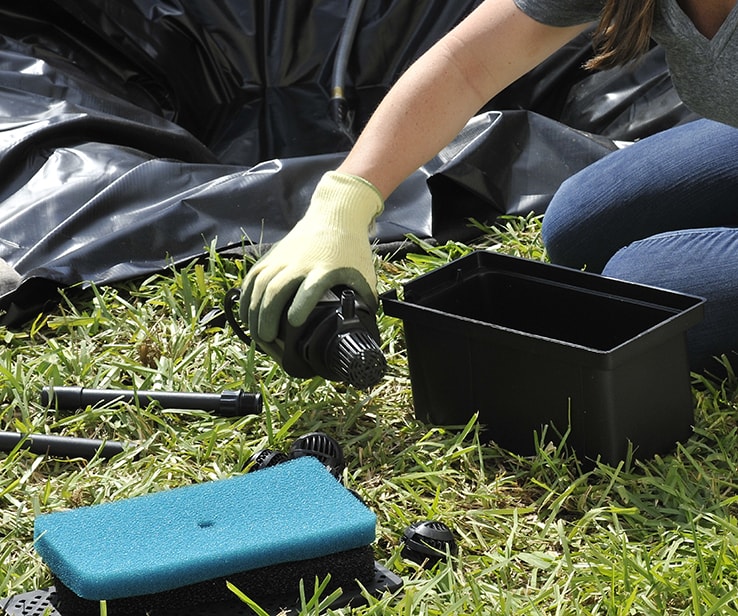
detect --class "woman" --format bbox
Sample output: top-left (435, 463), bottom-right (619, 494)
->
top-left (241, 0), bottom-right (738, 374)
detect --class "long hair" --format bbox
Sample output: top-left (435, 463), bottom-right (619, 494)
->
top-left (586, 0), bottom-right (657, 69)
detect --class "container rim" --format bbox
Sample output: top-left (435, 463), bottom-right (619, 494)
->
top-left (380, 251), bottom-right (706, 367)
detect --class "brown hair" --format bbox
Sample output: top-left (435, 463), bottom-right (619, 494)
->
top-left (586, 0), bottom-right (657, 69)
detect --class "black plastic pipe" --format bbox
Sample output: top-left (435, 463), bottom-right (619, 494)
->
top-left (0, 431), bottom-right (125, 459)
top-left (42, 386), bottom-right (262, 417)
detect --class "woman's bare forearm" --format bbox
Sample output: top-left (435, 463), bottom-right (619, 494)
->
top-left (338, 0), bottom-right (590, 198)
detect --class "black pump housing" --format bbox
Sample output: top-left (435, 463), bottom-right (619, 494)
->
top-left (401, 520), bottom-right (458, 567)
top-left (279, 287), bottom-right (386, 388)
top-left (225, 286), bottom-right (386, 389)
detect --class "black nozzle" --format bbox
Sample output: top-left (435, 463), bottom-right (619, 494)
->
top-left (301, 288), bottom-right (386, 389)
top-left (329, 328), bottom-right (387, 390)
top-left (401, 520), bottom-right (458, 567)
top-left (327, 289), bottom-right (386, 388)
top-left (289, 431), bottom-right (345, 479)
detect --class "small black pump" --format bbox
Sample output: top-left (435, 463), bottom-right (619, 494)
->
top-left (245, 431), bottom-right (345, 479)
top-left (225, 286), bottom-right (386, 389)
top-left (401, 520), bottom-right (458, 567)
top-left (289, 431), bottom-right (345, 479)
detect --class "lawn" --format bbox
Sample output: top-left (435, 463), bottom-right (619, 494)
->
top-left (2, 215), bottom-right (738, 615)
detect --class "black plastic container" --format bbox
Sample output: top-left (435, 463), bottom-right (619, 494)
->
top-left (381, 251), bottom-right (705, 464)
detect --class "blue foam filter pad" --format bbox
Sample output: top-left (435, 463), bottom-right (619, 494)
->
top-left (34, 456), bottom-right (376, 601)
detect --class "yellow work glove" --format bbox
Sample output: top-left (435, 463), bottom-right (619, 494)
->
top-left (240, 170), bottom-right (384, 344)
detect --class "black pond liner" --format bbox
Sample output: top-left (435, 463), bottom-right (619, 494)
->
top-left (0, 2), bottom-right (698, 326)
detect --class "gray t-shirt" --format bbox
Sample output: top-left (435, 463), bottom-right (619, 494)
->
top-left (514, 0), bottom-right (738, 127)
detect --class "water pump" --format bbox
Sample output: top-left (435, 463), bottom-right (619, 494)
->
top-left (224, 286), bottom-right (386, 389)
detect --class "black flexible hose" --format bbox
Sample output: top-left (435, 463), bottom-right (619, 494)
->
top-left (330, 0), bottom-right (366, 136)
top-left (224, 287), bottom-right (253, 345)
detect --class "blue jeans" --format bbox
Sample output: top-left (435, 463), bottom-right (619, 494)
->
top-left (541, 119), bottom-right (738, 374)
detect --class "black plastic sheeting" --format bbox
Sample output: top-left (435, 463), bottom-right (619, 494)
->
top-left (0, 1), bottom-right (699, 326)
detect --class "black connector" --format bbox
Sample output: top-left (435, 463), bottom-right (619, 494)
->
top-left (42, 386), bottom-right (262, 417)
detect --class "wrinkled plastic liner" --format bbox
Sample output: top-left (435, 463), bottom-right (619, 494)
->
top-left (0, 1), bottom-right (699, 325)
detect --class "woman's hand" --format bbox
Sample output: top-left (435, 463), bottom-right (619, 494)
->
top-left (239, 171), bottom-right (383, 344)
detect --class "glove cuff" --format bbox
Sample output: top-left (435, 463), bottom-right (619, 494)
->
top-left (309, 171), bottom-right (384, 229)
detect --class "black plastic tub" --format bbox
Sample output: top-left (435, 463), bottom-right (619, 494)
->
top-left (381, 251), bottom-right (705, 464)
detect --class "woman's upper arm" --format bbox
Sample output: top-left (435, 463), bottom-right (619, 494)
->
top-left (339, 0), bottom-right (594, 196)
top-left (442, 0), bottom-right (594, 109)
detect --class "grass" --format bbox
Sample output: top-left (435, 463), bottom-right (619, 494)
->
top-left (2, 215), bottom-right (738, 615)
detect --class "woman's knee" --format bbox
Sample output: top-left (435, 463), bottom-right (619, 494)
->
top-left (543, 119), bottom-right (738, 273)
top-left (541, 173), bottom-right (593, 268)
top-left (541, 165), bottom-right (628, 272)
top-left (602, 229), bottom-right (738, 374)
